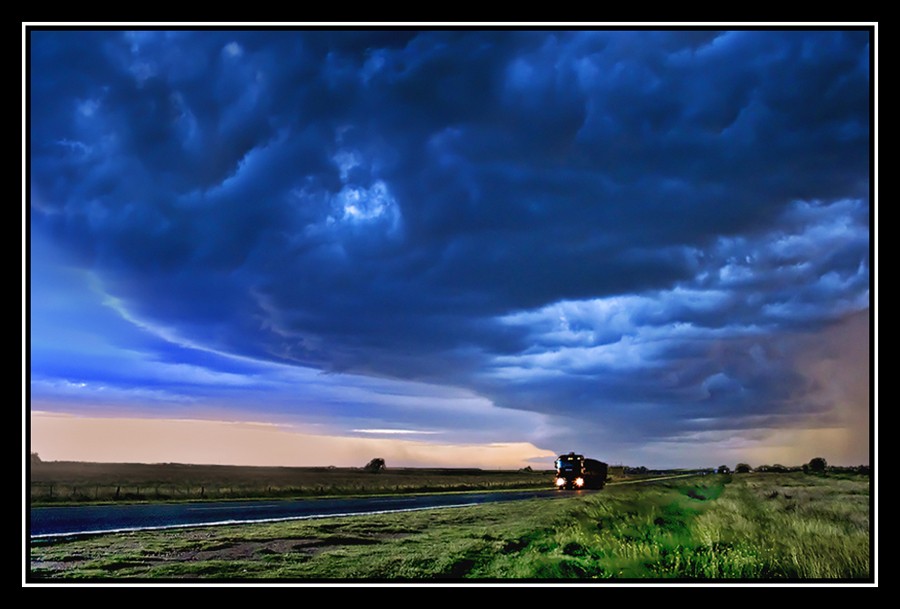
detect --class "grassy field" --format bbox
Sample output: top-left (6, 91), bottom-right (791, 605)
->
top-left (28, 471), bottom-right (871, 582)
top-left (30, 461), bottom-right (552, 503)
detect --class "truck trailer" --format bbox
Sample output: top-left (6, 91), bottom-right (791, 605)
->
top-left (554, 452), bottom-right (608, 490)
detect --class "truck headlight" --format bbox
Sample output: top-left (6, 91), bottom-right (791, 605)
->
top-left (574, 477), bottom-right (585, 488)
top-left (555, 477), bottom-right (567, 487)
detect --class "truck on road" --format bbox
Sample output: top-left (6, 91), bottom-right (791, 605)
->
top-left (554, 452), bottom-right (608, 490)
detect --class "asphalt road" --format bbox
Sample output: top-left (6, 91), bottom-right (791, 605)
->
top-left (29, 489), bottom-right (567, 538)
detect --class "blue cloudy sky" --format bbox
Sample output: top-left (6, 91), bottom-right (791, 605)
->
top-left (27, 27), bottom-right (873, 469)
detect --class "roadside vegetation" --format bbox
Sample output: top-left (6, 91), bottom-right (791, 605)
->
top-left (29, 472), bottom-right (870, 581)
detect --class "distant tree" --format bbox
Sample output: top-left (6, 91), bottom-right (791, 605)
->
top-left (807, 457), bottom-right (827, 474)
top-left (30, 452), bottom-right (42, 465)
top-left (363, 458), bottom-right (386, 473)
top-left (735, 463), bottom-right (752, 474)
top-left (519, 466), bottom-right (533, 472)
top-left (717, 465), bottom-right (730, 474)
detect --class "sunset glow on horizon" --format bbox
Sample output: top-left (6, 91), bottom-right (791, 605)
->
top-left (30, 411), bottom-right (557, 469)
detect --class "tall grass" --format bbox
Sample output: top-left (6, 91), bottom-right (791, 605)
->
top-left (466, 474), bottom-right (869, 580)
top-left (480, 474), bottom-right (869, 580)
top-left (687, 475), bottom-right (870, 579)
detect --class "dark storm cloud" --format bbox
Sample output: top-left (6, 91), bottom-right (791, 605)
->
top-left (482, 194), bottom-right (868, 441)
top-left (29, 28), bottom-right (871, 453)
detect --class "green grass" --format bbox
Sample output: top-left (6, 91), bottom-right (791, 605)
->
top-left (28, 472), bottom-right (870, 581)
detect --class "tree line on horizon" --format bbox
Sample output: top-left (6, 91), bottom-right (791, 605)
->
top-left (715, 457), bottom-right (870, 475)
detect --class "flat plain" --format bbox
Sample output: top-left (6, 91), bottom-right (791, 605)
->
top-left (27, 468), bottom-right (871, 582)
top-left (29, 461), bottom-right (551, 504)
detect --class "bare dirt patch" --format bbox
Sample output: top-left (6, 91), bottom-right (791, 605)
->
top-left (30, 525), bottom-right (414, 579)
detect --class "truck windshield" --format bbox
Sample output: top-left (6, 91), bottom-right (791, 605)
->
top-left (556, 458), bottom-right (583, 470)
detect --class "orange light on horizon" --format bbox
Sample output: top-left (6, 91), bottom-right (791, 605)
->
top-left (29, 411), bottom-right (556, 469)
